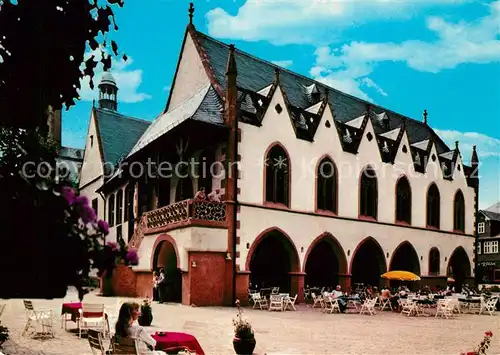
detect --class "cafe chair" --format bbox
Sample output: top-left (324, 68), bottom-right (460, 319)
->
top-left (311, 293), bottom-right (324, 309)
top-left (268, 295), bottom-right (284, 312)
top-left (480, 297), bottom-right (498, 316)
top-left (252, 293), bottom-right (268, 310)
top-left (78, 303), bottom-right (109, 339)
top-left (359, 298), bottom-right (377, 315)
top-left (112, 335), bottom-right (139, 355)
top-left (284, 294), bottom-right (298, 311)
top-left (22, 300), bottom-right (54, 338)
top-left (87, 329), bottom-right (109, 355)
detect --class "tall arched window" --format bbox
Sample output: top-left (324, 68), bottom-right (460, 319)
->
top-left (426, 183), bottom-right (440, 229)
top-left (116, 189), bottom-right (123, 225)
top-left (124, 184), bottom-right (134, 222)
top-left (316, 157), bottom-right (337, 213)
top-left (265, 144), bottom-right (290, 206)
top-left (453, 190), bottom-right (465, 232)
top-left (429, 247), bottom-right (440, 275)
top-left (395, 176), bottom-right (412, 224)
top-left (359, 167), bottom-right (378, 219)
top-left (108, 193), bottom-right (115, 227)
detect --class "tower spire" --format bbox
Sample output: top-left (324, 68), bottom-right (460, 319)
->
top-left (188, 2), bottom-right (194, 25)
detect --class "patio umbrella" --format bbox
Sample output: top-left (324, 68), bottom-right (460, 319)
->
top-left (447, 277), bottom-right (455, 283)
top-left (381, 270), bottom-right (421, 281)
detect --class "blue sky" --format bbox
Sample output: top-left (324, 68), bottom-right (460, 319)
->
top-left (64, 0), bottom-right (500, 209)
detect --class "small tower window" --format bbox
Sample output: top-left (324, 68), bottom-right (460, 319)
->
top-left (90, 135), bottom-right (94, 148)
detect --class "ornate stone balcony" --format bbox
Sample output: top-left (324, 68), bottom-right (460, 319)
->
top-left (145, 199), bottom-right (227, 231)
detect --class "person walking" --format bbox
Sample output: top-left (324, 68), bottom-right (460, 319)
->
top-left (152, 270), bottom-right (159, 301)
top-left (157, 268), bottom-right (167, 304)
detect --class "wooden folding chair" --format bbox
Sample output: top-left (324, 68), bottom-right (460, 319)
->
top-left (112, 335), bottom-right (139, 355)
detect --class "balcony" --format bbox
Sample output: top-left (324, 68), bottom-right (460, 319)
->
top-left (144, 199), bottom-right (227, 232)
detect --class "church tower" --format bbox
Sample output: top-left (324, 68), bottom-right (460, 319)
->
top-left (98, 72), bottom-right (118, 111)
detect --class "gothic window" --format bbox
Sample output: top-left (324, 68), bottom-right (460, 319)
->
top-left (124, 184), bottom-right (134, 222)
top-left (316, 157), bottom-right (337, 213)
top-left (116, 189), bottom-right (123, 225)
top-left (426, 183), bottom-right (440, 228)
top-left (265, 144), bottom-right (289, 206)
top-left (453, 190), bottom-right (465, 232)
top-left (108, 193), bottom-right (115, 227)
top-left (429, 248), bottom-right (440, 275)
top-left (359, 167), bottom-right (378, 219)
top-left (395, 176), bottom-right (412, 224)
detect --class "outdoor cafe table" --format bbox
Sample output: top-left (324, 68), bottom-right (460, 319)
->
top-left (152, 332), bottom-right (205, 354)
top-left (458, 297), bottom-right (481, 313)
top-left (61, 302), bottom-right (82, 328)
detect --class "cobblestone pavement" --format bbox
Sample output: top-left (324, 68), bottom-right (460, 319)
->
top-left (1, 289), bottom-right (499, 355)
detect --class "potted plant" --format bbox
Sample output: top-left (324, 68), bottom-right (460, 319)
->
top-left (138, 299), bottom-right (153, 326)
top-left (232, 300), bottom-right (256, 355)
top-left (0, 322), bottom-right (9, 347)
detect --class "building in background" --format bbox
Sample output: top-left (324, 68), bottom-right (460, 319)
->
top-left (476, 202), bottom-right (500, 285)
top-left (77, 4), bottom-right (479, 305)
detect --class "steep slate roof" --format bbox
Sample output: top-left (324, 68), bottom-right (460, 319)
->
top-left (94, 108), bottom-right (151, 168)
top-left (127, 84), bottom-right (224, 158)
top-left (481, 210), bottom-right (500, 222)
top-left (194, 30), bottom-right (450, 154)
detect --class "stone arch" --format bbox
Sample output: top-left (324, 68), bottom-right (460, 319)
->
top-left (428, 247), bottom-right (440, 275)
top-left (263, 142), bottom-right (291, 207)
top-left (151, 234), bottom-right (182, 302)
top-left (349, 237), bottom-right (387, 288)
top-left (246, 227), bottom-right (300, 292)
top-left (447, 246), bottom-right (471, 292)
top-left (389, 241), bottom-right (421, 274)
top-left (303, 232), bottom-right (348, 289)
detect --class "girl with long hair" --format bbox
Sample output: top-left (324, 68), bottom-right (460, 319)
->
top-left (115, 302), bottom-right (166, 355)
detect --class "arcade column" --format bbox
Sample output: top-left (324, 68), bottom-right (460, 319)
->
top-left (289, 272), bottom-right (305, 303)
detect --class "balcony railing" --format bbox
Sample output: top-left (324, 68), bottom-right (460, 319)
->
top-left (145, 199), bottom-right (227, 230)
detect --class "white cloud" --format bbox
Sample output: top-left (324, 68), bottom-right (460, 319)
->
top-left (434, 129), bottom-right (500, 159)
top-left (207, 0), bottom-right (465, 45)
top-left (310, 1), bottom-right (500, 101)
top-left (78, 50), bottom-right (151, 104)
top-left (271, 60), bottom-right (293, 68)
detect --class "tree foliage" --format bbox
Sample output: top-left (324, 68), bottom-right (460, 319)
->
top-left (0, 0), bottom-right (126, 131)
top-left (0, 0), bottom-right (128, 299)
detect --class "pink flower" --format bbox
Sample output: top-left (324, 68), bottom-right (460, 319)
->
top-left (61, 186), bottom-right (76, 205)
top-left (485, 330), bottom-right (493, 337)
top-left (80, 204), bottom-right (97, 224)
top-left (75, 195), bottom-right (89, 206)
top-left (106, 242), bottom-right (119, 252)
top-left (125, 248), bottom-right (139, 265)
top-left (97, 220), bottom-right (109, 235)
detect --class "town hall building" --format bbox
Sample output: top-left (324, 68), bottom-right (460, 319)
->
top-left (79, 4), bottom-right (478, 306)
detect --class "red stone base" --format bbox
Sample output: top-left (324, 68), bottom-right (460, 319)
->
top-left (107, 251), bottom-right (232, 306)
top-left (235, 271), bottom-right (251, 306)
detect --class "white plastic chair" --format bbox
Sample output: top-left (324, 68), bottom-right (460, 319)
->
top-left (359, 298), bottom-right (377, 315)
top-left (78, 303), bottom-right (108, 339)
top-left (311, 293), bottom-right (324, 309)
top-left (379, 297), bottom-right (393, 311)
top-left (435, 299), bottom-right (453, 319)
top-left (324, 296), bottom-right (341, 314)
top-left (252, 293), bottom-right (268, 310)
top-left (271, 287), bottom-right (280, 295)
top-left (87, 329), bottom-right (107, 355)
top-left (22, 300), bottom-right (54, 337)
top-left (268, 295), bottom-right (284, 311)
top-left (284, 294), bottom-right (298, 311)
top-left (480, 297), bottom-right (498, 316)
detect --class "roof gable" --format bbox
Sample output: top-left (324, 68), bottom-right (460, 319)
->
top-left (94, 108), bottom-right (150, 169)
top-left (193, 30), bottom-right (451, 155)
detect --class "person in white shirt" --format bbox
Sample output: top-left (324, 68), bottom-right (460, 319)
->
top-left (115, 302), bottom-right (166, 355)
top-left (207, 188), bottom-right (222, 202)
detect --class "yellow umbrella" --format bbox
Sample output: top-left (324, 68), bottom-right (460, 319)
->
top-left (381, 270), bottom-right (421, 281)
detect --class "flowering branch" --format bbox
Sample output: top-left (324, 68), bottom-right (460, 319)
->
top-left (461, 331), bottom-right (493, 355)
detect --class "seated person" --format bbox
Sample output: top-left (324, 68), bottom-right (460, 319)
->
top-left (207, 188), bottom-right (222, 202)
top-left (194, 187), bottom-right (207, 201)
top-left (331, 285), bottom-right (347, 312)
top-left (115, 302), bottom-right (166, 355)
